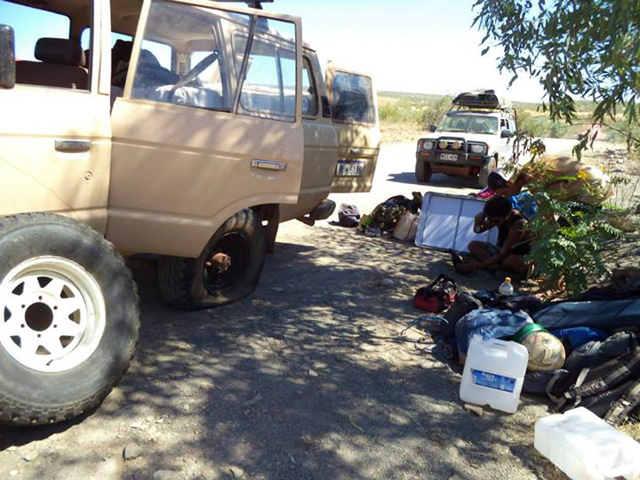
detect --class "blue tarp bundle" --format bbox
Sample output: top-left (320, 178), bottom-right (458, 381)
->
top-left (533, 299), bottom-right (640, 331)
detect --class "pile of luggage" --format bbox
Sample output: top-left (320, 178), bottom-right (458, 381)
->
top-left (337, 193), bottom-right (423, 242)
top-left (413, 274), bottom-right (640, 425)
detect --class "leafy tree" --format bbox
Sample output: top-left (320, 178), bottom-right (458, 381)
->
top-left (473, 0), bottom-right (640, 140)
top-left (473, 1), bottom-right (638, 294)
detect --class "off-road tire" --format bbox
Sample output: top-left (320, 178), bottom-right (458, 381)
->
top-left (158, 209), bottom-right (266, 310)
top-left (478, 157), bottom-right (498, 188)
top-left (0, 213), bottom-right (139, 427)
top-left (415, 161), bottom-right (432, 183)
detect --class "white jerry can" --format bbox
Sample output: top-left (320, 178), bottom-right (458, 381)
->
top-left (460, 335), bottom-right (528, 413)
top-left (535, 407), bottom-right (640, 480)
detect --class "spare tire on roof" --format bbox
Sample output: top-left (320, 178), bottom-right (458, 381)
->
top-left (452, 89), bottom-right (511, 110)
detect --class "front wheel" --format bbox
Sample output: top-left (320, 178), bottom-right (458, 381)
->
top-left (158, 209), bottom-right (266, 310)
top-left (415, 161), bottom-right (432, 183)
top-left (0, 214), bottom-right (139, 426)
top-left (478, 157), bottom-right (497, 188)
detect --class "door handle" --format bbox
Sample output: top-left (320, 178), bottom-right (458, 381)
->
top-left (55, 140), bottom-right (91, 153)
top-left (251, 159), bottom-right (287, 171)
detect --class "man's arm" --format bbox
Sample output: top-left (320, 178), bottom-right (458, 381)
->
top-left (473, 212), bottom-right (493, 233)
top-left (477, 219), bottom-right (527, 269)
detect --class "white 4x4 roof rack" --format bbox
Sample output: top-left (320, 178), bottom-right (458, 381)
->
top-left (452, 89), bottom-right (512, 112)
top-left (214, 0), bottom-right (273, 8)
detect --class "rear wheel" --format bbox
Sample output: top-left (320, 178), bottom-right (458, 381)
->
top-left (415, 161), bottom-right (432, 183)
top-left (0, 214), bottom-right (139, 426)
top-left (158, 209), bottom-right (266, 310)
top-left (478, 157), bottom-right (497, 188)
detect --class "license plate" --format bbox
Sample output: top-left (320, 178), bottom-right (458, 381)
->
top-left (336, 160), bottom-right (366, 177)
top-left (440, 153), bottom-right (458, 161)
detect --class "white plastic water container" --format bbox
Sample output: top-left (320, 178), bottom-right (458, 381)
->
top-left (535, 407), bottom-right (640, 480)
top-left (459, 335), bottom-right (528, 413)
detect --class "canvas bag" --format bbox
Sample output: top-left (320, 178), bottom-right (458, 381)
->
top-left (413, 274), bottom-right (457, 313)
top-left (393, 211), bottom-right (419, 241)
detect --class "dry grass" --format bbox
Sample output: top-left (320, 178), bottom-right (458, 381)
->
top-left (618, 419), bottom-right (640, 441)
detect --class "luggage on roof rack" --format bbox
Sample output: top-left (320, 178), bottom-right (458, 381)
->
top-left (452, 89), bottom-right (512, 111)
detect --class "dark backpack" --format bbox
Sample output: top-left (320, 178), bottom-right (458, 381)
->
top-left (413, 274), bottom-right (457, 313)
top-left (338, 204), bottom-right (361, 228)
top-left (442, 289), bottom-right (483, 334)
top-left (547, 342), bottom-right (640, 425)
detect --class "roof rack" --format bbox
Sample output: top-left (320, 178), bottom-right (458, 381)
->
top-left (213, 0), bottom-right (273, 9)
top-left (452, 89), bottom-right (512, 112)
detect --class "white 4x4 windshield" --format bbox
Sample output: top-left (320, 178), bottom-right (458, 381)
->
top-left (439, 114), bottom-right (499, 135)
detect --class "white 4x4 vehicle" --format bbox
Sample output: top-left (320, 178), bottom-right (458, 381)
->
top-left (415, 90), bottom-right (517, 187)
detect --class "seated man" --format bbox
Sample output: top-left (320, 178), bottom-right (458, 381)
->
top-left (455, 196), bottom-right (532, 275)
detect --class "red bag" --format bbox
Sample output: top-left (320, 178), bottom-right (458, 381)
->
top-left (413, 274), bottom-right (457, 313)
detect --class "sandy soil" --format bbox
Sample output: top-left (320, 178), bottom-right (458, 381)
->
top-left (2, 139), bottom-right (633, 480)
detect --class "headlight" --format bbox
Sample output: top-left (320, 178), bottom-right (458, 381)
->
top-left (438, 140), bottom-right (448, 150)
top-left (421, 140), bottom-right (434, 150)
top-left (470, 144), bottom-right (487, 154)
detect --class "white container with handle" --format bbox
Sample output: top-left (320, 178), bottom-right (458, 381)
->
top-left (535, 407), bottom-right (640, 480)
top-left (460, 335), bottom-right (528, 413)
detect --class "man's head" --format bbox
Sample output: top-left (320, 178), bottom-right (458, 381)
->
top-left (483, 195), bottom-right (513, 227)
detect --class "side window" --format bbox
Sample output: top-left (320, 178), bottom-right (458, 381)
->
top-left (235, 19), bottom-right (297, 121)
top-left (131, 0), bottom-right (240, 112)
top-left (331, 71), bottom-right (375, 125)
top-left (4, 0), bottom-right (89, 91)
top-left (302, 58), bottom-right (319, 117)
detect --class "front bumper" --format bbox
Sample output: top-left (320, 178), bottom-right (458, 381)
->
top-left (416, 150), bottom-right (489, 168)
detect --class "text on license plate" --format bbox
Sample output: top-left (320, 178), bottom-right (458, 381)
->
top-left (336, 160), bottom-right (366, 177)
top-left (440, 153), bottom-right (458, 161)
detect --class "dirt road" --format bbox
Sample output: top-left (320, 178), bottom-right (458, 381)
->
top-left (0, 141), bottom-right (585, 480)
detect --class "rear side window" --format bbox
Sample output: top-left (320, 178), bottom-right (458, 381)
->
top-left (2, 0), bottom-right (70, 62)
top-left (331, 71), bottom-right (375, 125)
top-left (302, 58), bottom-right (318, 117)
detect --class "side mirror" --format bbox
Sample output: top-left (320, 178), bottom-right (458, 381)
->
top-left (428, 124), bottom-right (437, 133)
top-left (0, 25), bottom-right (16, 89)
top-left (500, 129), bottom-right (513, 138)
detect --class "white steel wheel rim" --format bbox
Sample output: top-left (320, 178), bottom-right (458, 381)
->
top-left (0, 256), bottom-right (106, 373)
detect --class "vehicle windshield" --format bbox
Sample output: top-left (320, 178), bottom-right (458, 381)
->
top-left (439, 114), bottom-right (499, 135)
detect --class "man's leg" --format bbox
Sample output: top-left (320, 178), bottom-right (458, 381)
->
top-left (468, 241), bottom-right (495, 261)
top-left (501, 254), bottom-right (529, 275)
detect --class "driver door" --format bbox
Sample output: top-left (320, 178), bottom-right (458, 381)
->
top-left (107, 0), bottom-right (304, 258)
top-left (326, 64), bottom-right (381, 193)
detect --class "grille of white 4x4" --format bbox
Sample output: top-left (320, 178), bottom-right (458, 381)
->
top-left (435, 137), bottom-right (467, 152)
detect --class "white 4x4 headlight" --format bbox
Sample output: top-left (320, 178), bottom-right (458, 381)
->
top-left (469, 143), bottom-right (487, 154)
top-left (421, 140), bottom-right (435, 150)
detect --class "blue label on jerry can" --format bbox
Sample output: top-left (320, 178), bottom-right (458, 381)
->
top-left (471, 369), bottom-right (516, 393)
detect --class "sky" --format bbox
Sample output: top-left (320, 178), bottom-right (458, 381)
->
top-left (1, 0), bottom-right (546, 103)
top-left (264, 0), bottom-right (546, 103)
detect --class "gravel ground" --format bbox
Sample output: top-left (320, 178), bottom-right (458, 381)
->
top-left (0, 226), bottom-right (564, 480)
top-left (5, 139), bottom-right (634, 480)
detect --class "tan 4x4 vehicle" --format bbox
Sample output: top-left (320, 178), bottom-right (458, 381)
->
top-left (0, 0), bottom-right (380, 426)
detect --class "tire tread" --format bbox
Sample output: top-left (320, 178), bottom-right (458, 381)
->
top-left (0, 213), bottom-right (140, 427)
